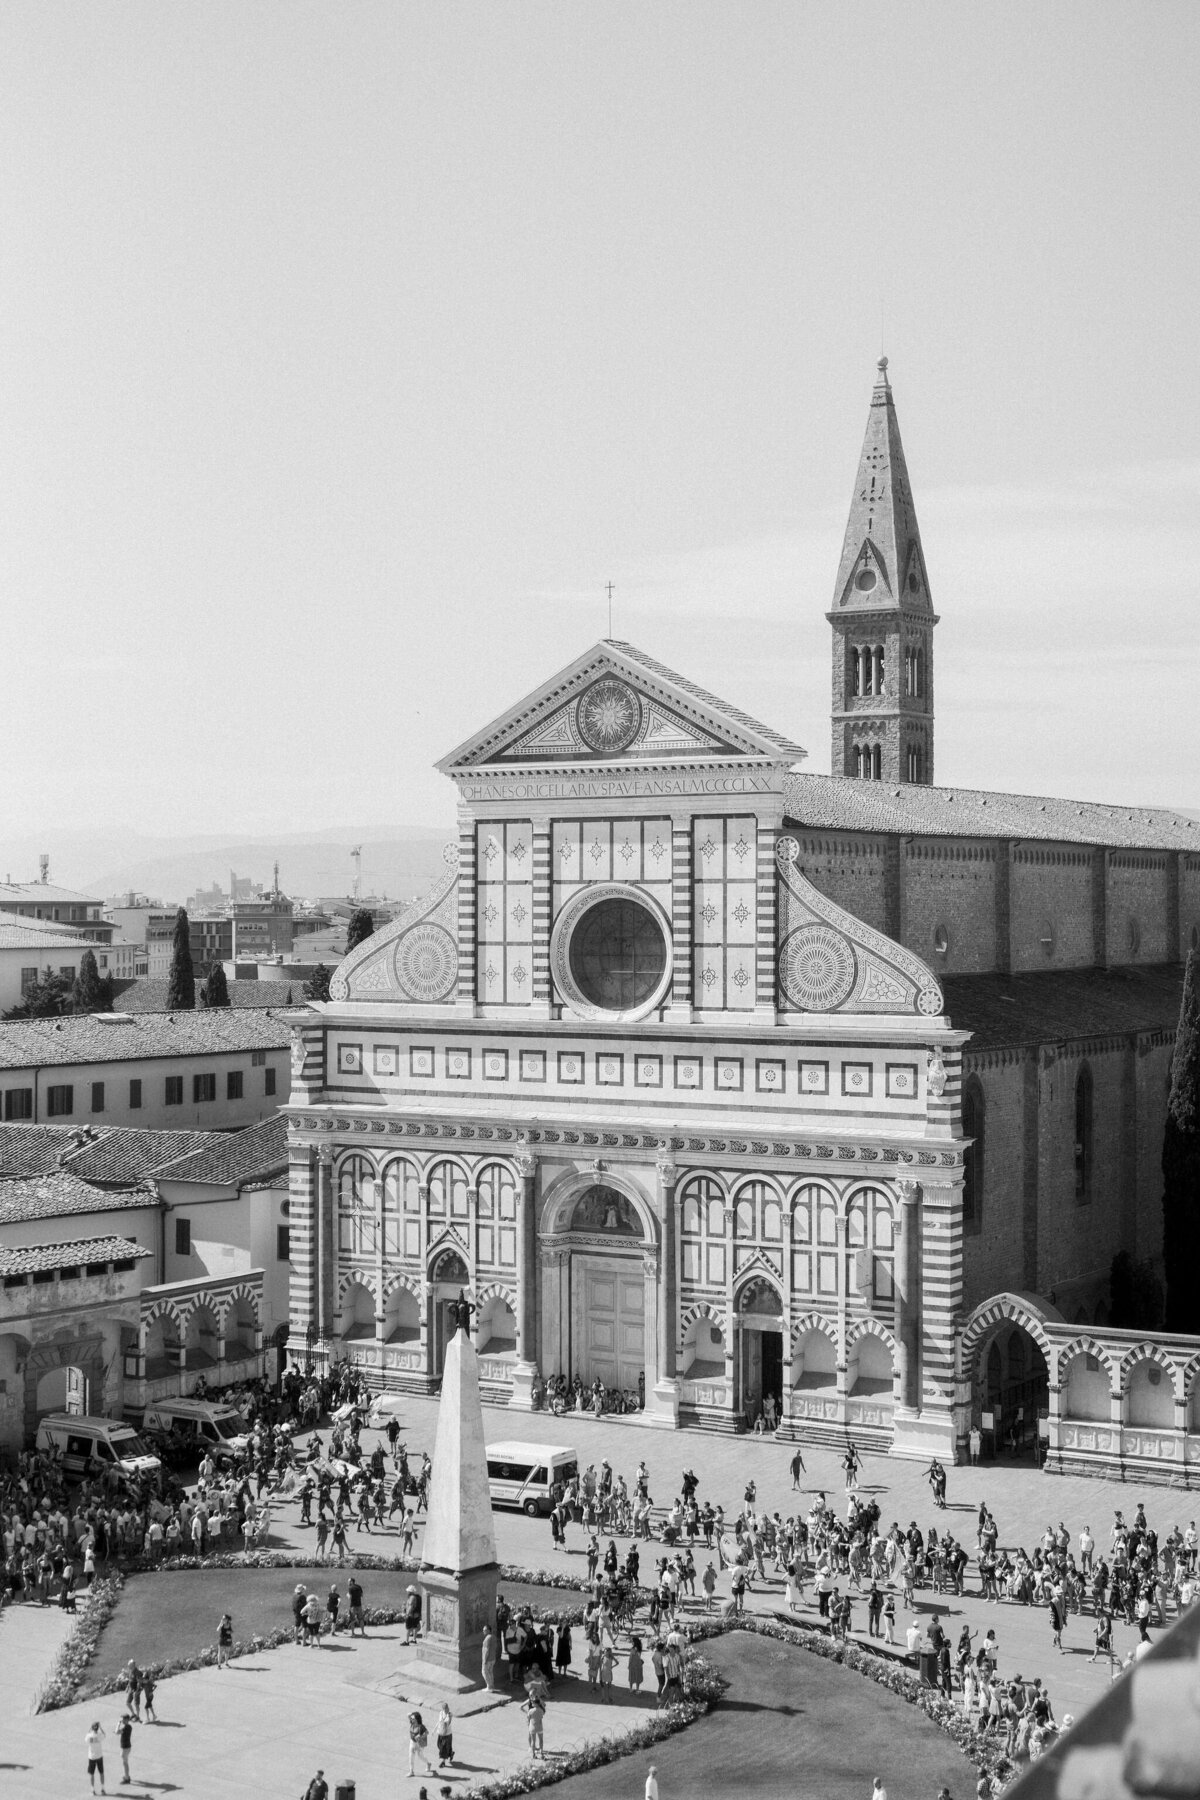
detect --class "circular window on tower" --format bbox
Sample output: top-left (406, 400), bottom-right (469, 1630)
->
top-left (855, 567), bottom-right (877, 592)
top-left (550, 883), bottom-right (673, 1022)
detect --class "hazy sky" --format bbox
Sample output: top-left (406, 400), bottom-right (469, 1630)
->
top-left (1, 4), bottom-right (1197, 842)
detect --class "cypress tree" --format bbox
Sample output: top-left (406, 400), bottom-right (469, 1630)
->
top-left (1162, 950), bottom-right (1200, 1332)
top-left (346, 908), bottom-right (374, 953)
top-left (204, 964), bottom-right (231, 1008)
top-left (167, 907), bottom-right (196, 1011)
top-left (303, 964), bottom-right (332, 1002)
top-left (72, 949), bottom-right (105, 1014)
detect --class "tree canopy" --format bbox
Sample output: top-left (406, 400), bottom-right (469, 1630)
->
top-left (4, 965), bottom-right (73, 1018)
top-left (202, 963), bottom-right (230, 1008)
top-left (167, 907), bottom-right (195, 1011)
top-left (303, 963), bottom-right (332, 1002)
top-left (346, 908), bottom-right (375, 953)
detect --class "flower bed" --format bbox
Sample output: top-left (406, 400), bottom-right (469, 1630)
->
top-left (463, 1654), bottom-right (728, 1800)
top-left (683, 1614), bottom-right (1017, 1791)
top-left (32, 1554), bottom-right (621, 1713)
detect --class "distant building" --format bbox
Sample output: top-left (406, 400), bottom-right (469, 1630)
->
top-left (231, 894), bottom-right (294, 959)
top-left (0, 919), bottom-right (109, 1014)
top-left (105, 908), bottom-right (179, 979)
top-left (0, 1116), bottom-right (290, 1450)
top-left (0, 880), bottom-right (112, 942)
top-left (0, 1010), bottom-right (291, 1129)
top-left (189, 913), bottom-right (233, 974)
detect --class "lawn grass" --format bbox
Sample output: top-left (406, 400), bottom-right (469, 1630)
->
top-left (550, 1632), bottom-right (975, 1800)
top-left (90, 1569), bottom-right (577, 1685)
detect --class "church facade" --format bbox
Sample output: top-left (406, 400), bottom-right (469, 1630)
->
top-left (286, 362), bottom-right (1200, 1478)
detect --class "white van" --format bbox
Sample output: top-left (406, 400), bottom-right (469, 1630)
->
top-left (485, 1441), bottom-right (577, 1516)
top-left (35, 1414), bottom-right (162, 1484)
top-left (141, 1399), bottom-right (251, 1463)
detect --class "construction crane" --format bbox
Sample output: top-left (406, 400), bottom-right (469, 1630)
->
top-left (350, 845), bottom-right (362, 901)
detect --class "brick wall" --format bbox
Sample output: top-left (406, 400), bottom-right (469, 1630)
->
top-left (901, 839), bottom-right (997, 974)
top-left (791, 833), bottom-right (891, 936)
top-left (1009, 844), bottom-right (1095, 971)
top-left (961, 1053), bottom-right (1027, 1311)
top-left (1106, 854), bottom-right (1173, 965)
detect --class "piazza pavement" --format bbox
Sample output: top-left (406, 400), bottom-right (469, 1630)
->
top-left (1, 1397), bottom-right (1193, 1800)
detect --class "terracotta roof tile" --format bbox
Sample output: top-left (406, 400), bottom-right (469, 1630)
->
top-left (0, 1235), bottom-right (151, 1276)
top-left (0, 1010), bottom-right (291, 1071)
top-left (784, 773), bottom-right (1200, 853)
top-left (946, 964), bottom-right (1185, 1055)
top-left (0, 1170), bottom-right (159, 1225)
top-left (152, 1113), bottom-right (288, 1187)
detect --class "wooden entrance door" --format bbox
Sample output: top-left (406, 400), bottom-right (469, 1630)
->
top-left (576, 1259), bottom-right (645, 1392)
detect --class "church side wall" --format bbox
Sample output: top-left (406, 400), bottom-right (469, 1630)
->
top-left (1182, 855), bottom-right (1200, 956)
top-left (962, 1053), bottom-right (1027, 1313)
top-left (1106, 855), bottom-right (1173, 965)
top-left (791, 834), bottom-right (891, 937)
top-left (1134, 1036), bottom-right (1172, 1275)
top-left (1009, 845), bottom-right (1095, 971)
top-left (901, 839), bottom-right (997, 974)
top-left (1037, 1043), bottom-right (1133, 1322)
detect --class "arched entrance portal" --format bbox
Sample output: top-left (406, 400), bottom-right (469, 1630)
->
top-left (962, 1294), bottom-right (1057, 1462)
top-left (36, 1364), bottom-right (88, 1417)
top-left (735, 1277), bottom-right (783, 1427)
top-left (543, 1184), bottom-right (648, 1397)
top-left (429, 1249), bottom-right (470, 1377)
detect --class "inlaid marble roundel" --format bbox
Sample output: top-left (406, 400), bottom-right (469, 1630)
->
top-left (394, 923), bottom-right (458, 1002)
top-left (779, 924), bottom-right (857, 1012)
top-left (576, 677), bottom-right (643, 753)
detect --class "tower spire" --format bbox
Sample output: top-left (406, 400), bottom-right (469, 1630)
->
top-left (827, 360), bottom-right (938, 785)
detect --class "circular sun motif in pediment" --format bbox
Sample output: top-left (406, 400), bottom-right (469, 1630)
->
top-left (576, 677), bottom-right (643, 754)
top-left (780, 924), bottom-right (857, 1012)
top-left (394, 922), bottom-right (458, 1002)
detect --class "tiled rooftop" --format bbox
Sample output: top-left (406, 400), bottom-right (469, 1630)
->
top-left (0, 917), bottom-right (98, 949)
top-left (784, 773), bottom-right (1200, 852)
top-left (0, 881), bottom-right (103, 906)
top-left (0, 1170), bottom-right (159, 1226)
top-left (112, 977), bottom-right (300, 1013)
top-left (0, 1235), bottom-right (151, 1276)
top-left (153, 1112), bottom-right (288, 1187)
top-left (0, 1124), bottom-right (223, 1184)
top-left (0, 1009), bottom-right (292, 1071)
top-left (945, 964), bottom-right (1186, 1055)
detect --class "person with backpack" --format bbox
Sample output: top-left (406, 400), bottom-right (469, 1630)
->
top-left (407, 1710), bottom-right (432, 1779)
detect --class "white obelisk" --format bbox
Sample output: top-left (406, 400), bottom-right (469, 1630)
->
top-left (415, 1321), bottom-right (499, 1682)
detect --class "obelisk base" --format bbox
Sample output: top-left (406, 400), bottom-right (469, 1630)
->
top-left (416, 1561), bottom-right (499, 1684)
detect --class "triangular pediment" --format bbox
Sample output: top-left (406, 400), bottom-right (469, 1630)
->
top-left (438, 640), bottom-right (806, 771)
top-left (835, 536), bottom-right (894, 609)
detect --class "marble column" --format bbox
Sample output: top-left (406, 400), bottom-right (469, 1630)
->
top-left (510, 1151), bottom-right (539, 1409)
top-left (317, 1145), bottom-right (335, 1353)
top-left (893, 1179), bottom-right (921, 1412)
top-left (649, 1155), bottom-right (680, 1423)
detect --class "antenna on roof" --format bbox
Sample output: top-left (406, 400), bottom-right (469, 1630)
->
top-left (605, 581), bottom-right (615, 639)
top-left (350, 846), bottom-right (362, 902)
top-left (39, 855), bottom-right (49, 885)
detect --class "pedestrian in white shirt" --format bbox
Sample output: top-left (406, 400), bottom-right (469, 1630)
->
top-left (85, 1721), bottom-right (106, 1794)
top-left (871, 1780), bottom-right (888, 1800)
top-left (644, 1766), bottom-right (659, 1800)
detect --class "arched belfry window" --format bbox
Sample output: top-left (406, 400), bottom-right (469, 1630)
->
top-left (962, 1077), bottom-right (984, 1234)
top-left (851, 647), bottom-right (862, 697)
top-left (1074, 1064), bottom-right (1094, 1204)
top-left (871, 744), bottom-right (881, 780)
top-left (873, 646), bottom-right (885, 694)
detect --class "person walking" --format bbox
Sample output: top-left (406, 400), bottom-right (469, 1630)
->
top-left (435, 1701), bottom-right (454, 1769)
top-left (216, 1612), bottom-right (233, 1669)
top-left (790, 1446), bottom-right (806, 1488)
top-left (347, 1574), bottom-right (366, 1637)
top-left (116, 1712), bottom-right (134, 1784)
top-left (85, 1721), bottom-right (106, 1795)
top-left (302, 1775), bottom-right (329, 1800)
top-left (521, 1691), bottom-right (545, 1759)
top-left (645, 1766), bottom-right (659, 1800)
top-left (140, 1673), bottom-right (157, 1722)
top-left (407, 1709), bottom-right (433, 1778)
top-left (482, 1625), bottom-right (498, 1691)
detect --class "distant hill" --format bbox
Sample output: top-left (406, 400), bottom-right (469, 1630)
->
top-left (0, 826), bottom-right (451, 908)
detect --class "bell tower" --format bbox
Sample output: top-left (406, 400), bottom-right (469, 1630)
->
top-left (828, 358), bottom-right (937, 784)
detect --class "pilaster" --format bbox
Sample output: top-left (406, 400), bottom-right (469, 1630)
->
top-left (666, 813), bottom-right (692, 1021)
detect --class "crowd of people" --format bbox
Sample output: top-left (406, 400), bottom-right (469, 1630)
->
top-left (12, 1359), bottom-right (1200, 1790)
